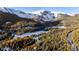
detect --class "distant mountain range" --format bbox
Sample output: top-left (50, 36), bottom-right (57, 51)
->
top-left (0, 7), bottom-right (60, 22)
top-left (0, 7), bottom-right (77, 23)
top-left (0, 7), bottom-right (63, 34)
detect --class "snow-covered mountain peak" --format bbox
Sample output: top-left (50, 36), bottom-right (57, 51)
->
top-left (30, 10), bottom-right (56, 21)
top-left (0, 7), bottom-right (15, 14)
top-left (0, 7), bottom-right (37, 19)
top-left (0, 7), bottom-right (9, 12)
top-left (0, 7), bottom-right (66, 22)
top-left (0, 7), bottom-right (26, 14)
top-left (29, 10), bottom-right (46, 15)
top-left (29, 10), bottom-right (65, 18)
top-left (51, 11), bottom-right (65, 17)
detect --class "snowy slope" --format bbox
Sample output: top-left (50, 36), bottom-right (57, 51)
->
top-left (0, 7), bottom-right (39, 19)
top-left (29, 10), bottom-right (56, 21)
top-left (0, 8), bottom-right (56, 21)
top-left (0, 7), bottom-right (67, 22)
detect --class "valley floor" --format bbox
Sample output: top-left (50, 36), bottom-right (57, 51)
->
top-left (0, 25), bottom-right (78, 51)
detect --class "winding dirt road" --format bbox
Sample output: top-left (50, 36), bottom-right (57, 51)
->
top-left (66, 31), bottom-right (77, 51)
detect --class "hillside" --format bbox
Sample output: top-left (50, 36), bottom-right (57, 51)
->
top-left (57, 14), bottom-right (79, 28)
top-left (1, 7), bottom-right (77, 51)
